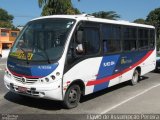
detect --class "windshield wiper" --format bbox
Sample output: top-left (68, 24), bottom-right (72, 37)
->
top-left (33, 45), bottom-right (51, 64)
top-left (18, 47), bottom-right (29, 64)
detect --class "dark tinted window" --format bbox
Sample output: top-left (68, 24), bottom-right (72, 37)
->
top-left (102, 24), bottom-right (121, 53)
top-left (149, 29), bottom-right (155, 49)
top-left (123, 27), bottom-right (137, 51)
top-left (84, 28), bottom-right (100, 55)
top-left (138, 28), bottom-right (149, 50)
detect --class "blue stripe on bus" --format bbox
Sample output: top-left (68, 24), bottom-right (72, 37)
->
top-left (93, 50), bottom-right (150, 92)
top-left (94, 55), bottom-right (120, 92)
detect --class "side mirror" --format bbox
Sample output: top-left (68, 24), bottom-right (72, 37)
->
top-left (76, 44), bottom-right (84, 54)
top-left (75, 30), bottom-right (85, 55)
top-left (76, 31), bottom-right (83, 44)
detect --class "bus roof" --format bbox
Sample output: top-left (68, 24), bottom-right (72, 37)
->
top-left (31, 14), bottom-right (155, 29)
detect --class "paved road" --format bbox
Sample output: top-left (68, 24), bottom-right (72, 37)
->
top-left (0, 58), bottom-right (7, 95)
top-left (0, 58), bottom-right (160, 119)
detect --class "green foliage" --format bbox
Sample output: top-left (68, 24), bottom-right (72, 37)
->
top-left (91, 11), bottom-right (120, 20)
top-left (38, 0), bottom-right (80, 16)
top-left (134, 8), bottom-right (160, 49)
top-left (0, 8), bottom-right (13, 22)
top-left (146, 8), bottom-right (160, 27)
top-left (133, 18), bottom-right (146, 24)
top-left (0, 8), bottom-right (14, 28)
top-left (157, 38), bottom-right (160, 51)
top-left (146, 8), bottom-right (160, 49)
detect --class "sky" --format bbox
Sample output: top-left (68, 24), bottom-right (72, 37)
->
top-left (0, 0), bottom-right (160, 26)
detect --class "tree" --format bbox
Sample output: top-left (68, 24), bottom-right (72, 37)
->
top-left (146, 8), bottom-right (160, 49)
top-left (133, 18), bottom-right (146, 24)
top-left (38, 0), bottom-right (80, 16)
top-left (146, 8), bottom-right (160, 27)
top-left (0, 8), bottom-right (14, 28)
top-left (91, 11), bottom-right (120, 20)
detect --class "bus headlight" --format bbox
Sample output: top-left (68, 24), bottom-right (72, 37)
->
top-left (51, 75), bottom-right (56, 80)
top-left (40, 75), bottom-right (56, 83)
top-left (40, 78), bottom-right (50, 83)
top-left (56, 72), bottom-right (60, 76)
top-left (45, 78), bottom-right (49, 82)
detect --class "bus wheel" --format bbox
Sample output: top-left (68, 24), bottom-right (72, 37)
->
top-left (131, 69), bottom-right (139, 85)
top-left (63, 84), bottom-right (81, 109)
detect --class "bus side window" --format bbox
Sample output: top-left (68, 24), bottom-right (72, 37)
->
top-left (83, 28), bottom-right (100, 55)
top-left (102, 24), bottom-right (121, 53)
top-left (149, 29), bottom-right (155, 49)
top-left (123, 27), bottom-right (137, 51)
top-left (103, 40), bottom-right (108, 52)
top-left (75, 27), bottom-right (100, 56)
top-left (138, 28), bottom-right (149, 50)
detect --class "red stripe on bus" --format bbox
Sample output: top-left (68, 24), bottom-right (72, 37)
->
top-left (86, 50), bottom-right (154, 86)
top-left (9, 70), bottom-right (42, 79)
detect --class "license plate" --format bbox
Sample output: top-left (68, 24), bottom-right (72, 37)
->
top-left (158, 67), bottom-right (160, 69)
top-left (18, 86), bottom-right (27, 93)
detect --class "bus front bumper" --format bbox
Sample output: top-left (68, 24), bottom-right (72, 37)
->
top-left (4, 75), bottom-right (63, 101)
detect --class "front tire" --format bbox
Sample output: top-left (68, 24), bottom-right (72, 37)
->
top-left (131, 69), bottom-right (139, 85)
top-left (63, 84), bottom-right (81, 109)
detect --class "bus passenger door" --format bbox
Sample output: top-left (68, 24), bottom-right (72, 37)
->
top-left (63, 23), bottom-right (102, 95)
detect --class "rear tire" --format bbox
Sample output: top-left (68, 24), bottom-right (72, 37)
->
top-left (63, 84), bottom-right (81, 109)
top-left (131, 69), bottom-right (139, 85)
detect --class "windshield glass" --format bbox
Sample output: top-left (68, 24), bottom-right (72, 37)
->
top-left (9, 18), bottom-right (75, 62)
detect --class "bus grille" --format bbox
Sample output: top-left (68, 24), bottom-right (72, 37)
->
top-left (13, 75), bottom-right (38, 84)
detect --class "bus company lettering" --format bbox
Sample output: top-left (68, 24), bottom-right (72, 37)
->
top-left (103, 61), bottom-right (115, 67)
top-left (121, 58), bottom-right (132, 64)
top-left (38, 66), bottom-right (52, 69)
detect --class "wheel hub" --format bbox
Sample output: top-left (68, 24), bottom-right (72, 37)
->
top-left (69, 89), bottom-right (77, 103)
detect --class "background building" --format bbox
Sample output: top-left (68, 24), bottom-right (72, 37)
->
top-left (0, 28), bottom-right (19, 55)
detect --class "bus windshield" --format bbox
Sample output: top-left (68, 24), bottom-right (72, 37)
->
top-left (9, 18), bottom-right (75, 63)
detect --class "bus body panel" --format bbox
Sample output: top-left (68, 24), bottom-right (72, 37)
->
top-left (140, 50), bottom-right (156, 76)
top-left (63, 49), bottom-right (156, 96)
top-left (4, 69), bottom-right (63, 100)
top-left (63, 57), bottom-right (103, 95)
top-left (120, 49), bottom-right (156, 83)
top-left (4, 50), bottom-right (71, 101)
